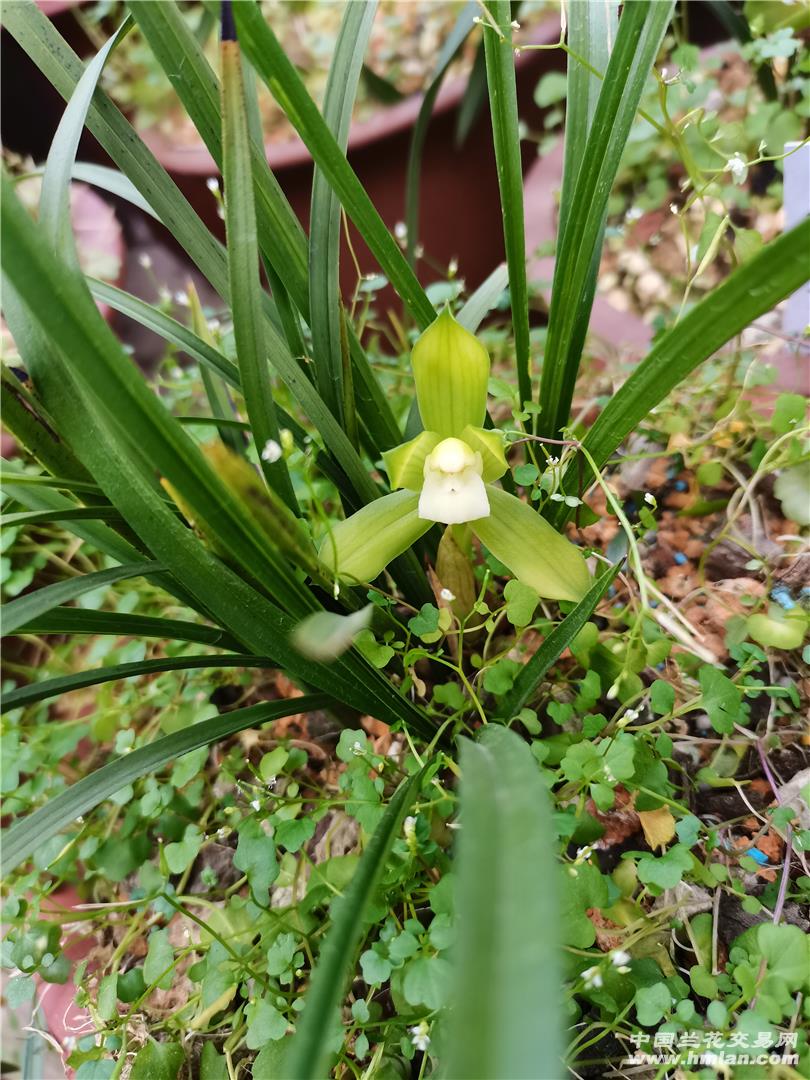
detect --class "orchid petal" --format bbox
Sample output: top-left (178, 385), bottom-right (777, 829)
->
top-left (318, 490), bottom-right (432, 584)
top-left (471, 488), bottom-right (591, 602)
top-left (461, 425), bottom-right (508, 482)
top-left (382, 430), bottom-right (441, 491)
top-left (412, 308), bottom-right (490, 437)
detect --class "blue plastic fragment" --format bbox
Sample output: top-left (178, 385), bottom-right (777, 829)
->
top-left (745, 847), bottom-right (769, 866)
top-left (674, 480), bottom-right (688, 492)
top-left (771, 585), bottom-right (796, 611)
top-left (673, 552), bottom-right (688, 565)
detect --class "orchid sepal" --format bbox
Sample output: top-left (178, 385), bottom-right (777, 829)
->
top-left (318, 489), bottom-right (433, 584)
top-left (412, 308), bottom-right (490, 438)
top-left (471, 487), bottom-right (591, 603)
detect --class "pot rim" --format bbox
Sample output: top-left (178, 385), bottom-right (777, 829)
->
top-left (142, 14), bottom-right (562, 175)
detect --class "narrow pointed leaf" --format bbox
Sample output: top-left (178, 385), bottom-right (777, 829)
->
top-left (448, 726), bottom-right (563, 1079)
top-left (539, 0), bottom-right (674, 439)
top-left (483, 2), bottom-right (531, 407)
top-left (284, 768), bottom-right (425, 1080)
top-left (498, 561), bottom-right (622, 718)
top-left (1, 655), bottom-right (275, 713)
top-left (2, 2), bottom-right (390, 506)
top-left (233, 0), bottom-right (436, 330)
top-left (1, 695), bottom-right (330, 877)
top-left (14, 609), bottom-right (243, 651)
top-left (405, 1), bottom-right (477, 267)
top-left (309, 0), bottom-right (376, 425)
top-left (2, 561), bottom-right (165, 635)
top-left (221, 36), bottom-right (296, 508)
top-left (457, 263), bottom-right (509, 333)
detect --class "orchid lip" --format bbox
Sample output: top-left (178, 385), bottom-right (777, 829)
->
top-left (417, 437), bottom-right (490, 524)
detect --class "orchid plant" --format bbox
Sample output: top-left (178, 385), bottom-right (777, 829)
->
top-left (318, 310), bottom-right (591, 604)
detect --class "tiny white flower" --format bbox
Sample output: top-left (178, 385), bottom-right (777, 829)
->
top-left (351, 740), bottom-right (364, 756)
top-left (582, 966), bottom-right (603, 990)
top-left (611, 949), bottom-right (631, 968)
top-left (206, 177), bottom-right (220, 194)
top-left (174, 290), bottom-right (190, 307)
top-left (644, 492), bottom-right (655, 506)
top-left (208, 318), bottom-right (221, 333)
top-left (626, 206), bottom-right (643, 223)
top-left (261, 438), bottom-right (282, 463)
top-left (547, 455), bottom-right (559, 465)
top-left (158, 287), bottom-right (172, 304)
top-left (510, 19), bottom-right (520, 29)
top-left (414, 243), bottom-right (425, 259)
top-left (440, 588), bottom-right (456, 602)
top-left (448, 257), bottom-right (458, 276)
top-left (669, 202), bottom-right (679, 215)
top-left (170, 366), bottom-right (183, 380)
top-left (394, 221), bottom-right (407, 241)
top-left (604, 769), bottom-right (616, 784)
top-left (409, 1023), bottom-right (431, 1052)
top-left (726, 152), bottom-right (747, 185)
top-left (137, 253), bottom-right (153, 270)
top-left (575, 845), bottom-right (593, 862)
top-left (549, 492), bottom-right (565, 502)
top-left (250, 799), bottom-right (261, 811)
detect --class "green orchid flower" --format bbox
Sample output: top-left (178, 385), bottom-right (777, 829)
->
top-left (319, 309), bottom-right (591, 603)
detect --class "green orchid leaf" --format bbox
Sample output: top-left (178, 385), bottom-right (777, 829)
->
top-left (412, 309), bottom-right (490, 438)
top-left (472, 488), bottom-right (591, 602)
top-left (382, 431), bottom-right (441, 490)
top-left (319, 491), bottom-right (433, 585)
top-left (461, 425), bottom-right (508, 482)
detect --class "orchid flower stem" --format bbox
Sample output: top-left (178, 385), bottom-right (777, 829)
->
top-left (431, 653), bottom-right (487, 727)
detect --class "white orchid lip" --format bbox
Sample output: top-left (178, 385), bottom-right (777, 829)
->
top-left (418, 437), bottom-right (490, 525)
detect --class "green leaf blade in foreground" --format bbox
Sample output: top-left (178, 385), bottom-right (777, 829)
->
top-left (447, 726), bottom-right (563, 1079)
top-left (221, 36), bottom-right (296, 509)
top-left (233, 0), bottom-right (436, 331)
top-left (483, 2), bottom-right (531, 408)
top-left (284, 768), bottom-right (424, 1080)
top-left (0, 694), bottom-right (329, 877)
top-left (539, 0), bottom-right (674, 439)
top-left (498, 561), bottom-right (622, 719)
top-left (13, 608), bottom-right (244, 651)
top-left (546, 218), bottom-right (810, 529)
top-left (1, 654), bottom-right (275, 713)
top-left (2, 561), bottom-right (165, 635)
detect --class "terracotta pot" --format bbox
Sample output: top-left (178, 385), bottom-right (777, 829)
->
top-left (144, 16), bottom-right (566, 298)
